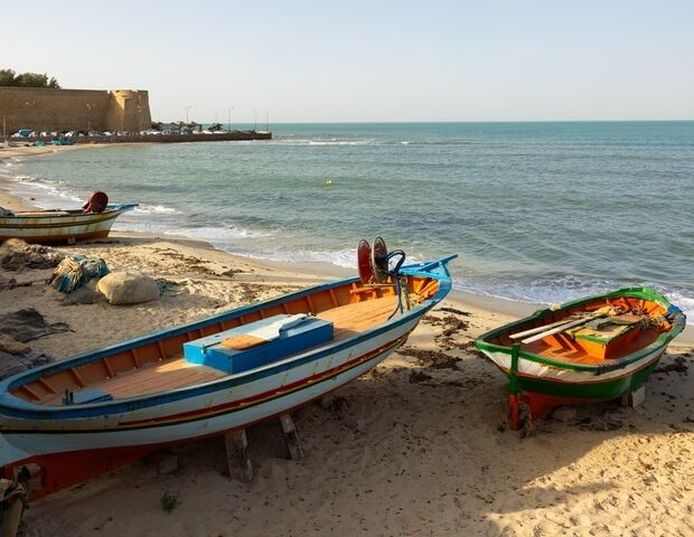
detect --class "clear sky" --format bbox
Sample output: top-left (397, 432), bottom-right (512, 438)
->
top-left (3, 1), bottom-right (693, 123)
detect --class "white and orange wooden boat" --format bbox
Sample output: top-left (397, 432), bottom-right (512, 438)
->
top-left (0, 204), bottom-right (136, 244)
top-left (0, 253), bottom-right (455, 500)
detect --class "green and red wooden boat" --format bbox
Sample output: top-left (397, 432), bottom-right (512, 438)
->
top-left (475, 287), bottom-right (686, 430)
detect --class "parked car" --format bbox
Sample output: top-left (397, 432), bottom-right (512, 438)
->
top-left (10, 129), bottom-right (32, 139)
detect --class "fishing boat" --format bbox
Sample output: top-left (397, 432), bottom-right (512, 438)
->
top-left (0, 245), bottom-right (456, 500)
top-left (475, 287), bottom-right (686, 431)
top-left (0, 202), bottom-right (136, 244)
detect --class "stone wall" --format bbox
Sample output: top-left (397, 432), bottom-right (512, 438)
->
top-left (0, 87), bottom-right (152, 134)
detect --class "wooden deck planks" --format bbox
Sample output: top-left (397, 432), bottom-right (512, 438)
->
top-left (41, 295), bottom-right (401, 403)
top-left (92, 358), bottom-right (225, 399)
top-left (43, 358), bottom-right (226, 403)
top-left (523, 325), bottom-right (664, 366)
top-left (317, 295), bottom-right (398, 333)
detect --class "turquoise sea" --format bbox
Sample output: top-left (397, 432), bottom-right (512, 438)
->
top-left (2, 121), bottom-right (693, 322)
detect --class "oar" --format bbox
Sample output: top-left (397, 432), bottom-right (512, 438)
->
top-left (509, 314), bottom-right (588, 340)
top-left (521, 307), bottom-right (614, 344)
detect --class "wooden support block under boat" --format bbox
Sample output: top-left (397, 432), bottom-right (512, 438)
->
top-left (621, 385), bottom-right (646, 408)
top-left (0, 479), bottom-right (25, 537)
top-left (279, 413), bottom-right (304, 461)
top-left (224, 430), bottom-right (254, 483)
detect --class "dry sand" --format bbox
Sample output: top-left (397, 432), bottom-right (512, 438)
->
top-left (0, 158), bottom-right (693, 537)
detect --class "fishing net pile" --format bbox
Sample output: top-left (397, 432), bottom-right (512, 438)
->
top-left (0, 239), bottom-right (65, 271)
top-left (0, 309), bottom-right (62, 380)
top-left (48, 254), bottom-right (110, 294)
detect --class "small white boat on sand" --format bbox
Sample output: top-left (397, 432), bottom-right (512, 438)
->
top-left (0, 204), bottom-right (136, 245)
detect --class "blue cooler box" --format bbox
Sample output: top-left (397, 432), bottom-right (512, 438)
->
top-left (183, 314), bottom-right (334, 374)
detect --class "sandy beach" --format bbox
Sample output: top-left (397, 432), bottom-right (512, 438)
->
top-left (1, 156), bottom-right (693, 537)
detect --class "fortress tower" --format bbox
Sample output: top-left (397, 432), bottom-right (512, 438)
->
top-left (0, 87), bottom-right (152, 134)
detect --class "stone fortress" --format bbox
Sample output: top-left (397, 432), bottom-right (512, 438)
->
top-left (0, 87), bottom-right (152, 134)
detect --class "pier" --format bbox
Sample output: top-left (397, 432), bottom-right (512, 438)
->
top-left (1, 130), bottom-right (272, 145)
top-left (62, 131), bottom-right (271, 144)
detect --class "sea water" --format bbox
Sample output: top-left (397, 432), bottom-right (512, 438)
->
top-left (2, 121), bottom-right (693, 321)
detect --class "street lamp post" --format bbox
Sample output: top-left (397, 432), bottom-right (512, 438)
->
top-left (86, 103), bottom-right (92, 132)
top-left (24, 100), bottom-right (34, 132)
top-left (185, 105), bottom-right (192, 124)
top-left (227, 108), bottom-right (234, 132)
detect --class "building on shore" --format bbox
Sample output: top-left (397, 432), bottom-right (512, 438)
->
top-left (0, 87), bottom-right (152, 135)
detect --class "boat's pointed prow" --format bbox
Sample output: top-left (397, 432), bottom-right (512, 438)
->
top-left (400, 254), bottom-right (458, 284)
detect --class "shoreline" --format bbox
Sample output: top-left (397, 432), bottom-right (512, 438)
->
top-left (1, 150), bottom-right (692, 343)
top-left (0, 150), bottom-right (543, 323)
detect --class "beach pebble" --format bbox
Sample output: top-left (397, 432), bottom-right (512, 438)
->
top-left (97, 272), bottom-right (161, 305)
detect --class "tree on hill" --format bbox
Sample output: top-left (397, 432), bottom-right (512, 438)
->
top-left (0, 69), bottom-right (60, 88)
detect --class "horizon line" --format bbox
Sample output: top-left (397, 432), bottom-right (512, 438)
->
top-left (175, 118), bottom-right (694, 125)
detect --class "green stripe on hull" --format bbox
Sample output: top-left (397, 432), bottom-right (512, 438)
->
top-left (508, 359), bottom-right (661, 400)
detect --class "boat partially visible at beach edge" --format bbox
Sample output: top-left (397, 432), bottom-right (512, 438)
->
top-left (475, 287), bottom-right (686, 431)
top-left (0, 252), bottom-right (456, 500)
top-left (0, 203), bottom-right (137, 245)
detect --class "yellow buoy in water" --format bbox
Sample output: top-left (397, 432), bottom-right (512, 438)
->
top-left (325, 178), bottom-right (333, 186)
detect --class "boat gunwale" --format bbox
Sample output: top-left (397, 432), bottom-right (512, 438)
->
top-left (0, 204), bottom-right (138, 221)
top-left (474, 287), bottom-right (686, 374)
top-left (0, 257), bottom-right (455, 419)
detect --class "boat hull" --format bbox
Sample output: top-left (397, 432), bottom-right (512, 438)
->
top-left (481, 345), bottom-right (665, 400)
top-left (1, 331), bottom-right (411, 498)
top-left (0, 205), bottom-right (136, 244)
